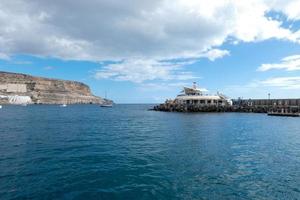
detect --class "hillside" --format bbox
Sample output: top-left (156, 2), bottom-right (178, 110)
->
top-left (0, 71), bottom-right (110, 104)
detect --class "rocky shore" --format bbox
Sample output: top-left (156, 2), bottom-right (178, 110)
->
top-left (153, 104), bottom-right (269, 113)
top-left (0, 71), bottom-right (112, 105)
top-left (153, 100), bottom-right (300, 114)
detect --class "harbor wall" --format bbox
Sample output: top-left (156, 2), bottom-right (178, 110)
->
top-left (153, 98), bottom-right (300, 113)
top-left (233, 98), bottom-right (300, 106)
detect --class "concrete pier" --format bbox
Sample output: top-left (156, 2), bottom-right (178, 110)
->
top-left (153, 98), bottom-right (300, 114)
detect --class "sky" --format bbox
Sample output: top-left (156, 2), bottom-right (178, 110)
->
top-left (1, 0), bottom-right (300, 103)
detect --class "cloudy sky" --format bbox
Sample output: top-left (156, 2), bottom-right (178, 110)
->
top-left (1, 0), bottom-right (300, 103)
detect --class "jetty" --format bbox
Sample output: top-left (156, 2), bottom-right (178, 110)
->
top-left (153, 83), bottom-right (300, 116)
top-left (267, 107), bottom-right (300, 117)
top-left (267, 112), bottom-right (300, 117)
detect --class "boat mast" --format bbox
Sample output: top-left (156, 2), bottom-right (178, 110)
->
top-left (193, 82), bottom-right (197, 89)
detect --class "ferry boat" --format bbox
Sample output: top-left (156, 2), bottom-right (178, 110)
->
top-left (173, 82), bottom-right (232, 106)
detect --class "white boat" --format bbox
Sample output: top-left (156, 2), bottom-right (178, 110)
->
top-left (173, 82), bottom-right (232, 106)
top-left (101, 91), bottom-right (113, 107)
top-left (60, 104), bottom-right (67, 107)
top-left (100, 103), bottom-right (113, 107)
top-left (0, 105), bottom-right (2, 109)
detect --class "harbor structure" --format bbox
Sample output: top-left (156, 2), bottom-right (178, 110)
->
top-left (233, 98), bottom-right (300, 107)
top-left (154, 83), bottom-right (233, 112)
top-left (173, 82), bottom-right (232, 106)
top-left (232, 98), bottom-right (300, 115)
top-left (153, 83), bottom-right (300, 115)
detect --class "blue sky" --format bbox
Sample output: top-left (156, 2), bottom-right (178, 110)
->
top-left (1, 0), bottom-right (300, 103)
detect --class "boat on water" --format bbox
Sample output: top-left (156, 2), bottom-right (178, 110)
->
top-left (0, 105), bottom-right (2, 109)
top-left (60, 104), bottom-right (67, 107)
top-left (100, 91), bottom-right (113, 107)
top-left (173, 82), bottom-right (232, 106)
top-left (100, 103), bottom-right (113, 107)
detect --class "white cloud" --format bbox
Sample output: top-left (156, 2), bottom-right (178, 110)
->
top-left (268, 0), bottom-right (300, 20)
top-left (93, 48), bottom-right (229, 83)
top-left (139, 82), bottom-right (192, 91)
top-left (0, 53), bottom-right (10, 60)
top-left (259, 76), bottom-right (300, 89)
top-left (199, 49), bottom-right (230, 61)
top-left (223, 76), bottom-right (300, 99)
top-left (94, 59), bottom-right (200, 83)
top-left (226, 76), bottom-right (300, 93)
top-left (258, 54), bottom-right (300, 71)
top-left (44, 66), bottom-right (54, 70)
top-left (1, 0), bottom-right (300, 82)
top-left (138, 82), bottom-right (208, 92)
top-left (0, 0), bottom-right (299, 62)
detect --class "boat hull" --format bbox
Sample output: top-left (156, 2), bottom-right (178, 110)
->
top-left (100, 104), bottom-right (113, 107)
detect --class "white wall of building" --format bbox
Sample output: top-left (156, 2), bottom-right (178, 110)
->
top-left (0, 84), bottom-right (27, 93)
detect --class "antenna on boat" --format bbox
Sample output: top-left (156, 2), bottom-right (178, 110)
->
top-left (193, 82), bottom-right (197, 89)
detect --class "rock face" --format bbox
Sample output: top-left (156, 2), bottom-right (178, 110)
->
top-left (0, 71), bottom-right (110, 104)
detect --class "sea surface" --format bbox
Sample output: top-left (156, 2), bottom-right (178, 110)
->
top-left (0, 104), bottom-right (300, 200)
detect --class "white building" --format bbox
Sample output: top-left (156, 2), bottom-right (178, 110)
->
top-left (0, 95), bottom-right (32, 105)
top-left (174, 83), bottom-right (232, 106)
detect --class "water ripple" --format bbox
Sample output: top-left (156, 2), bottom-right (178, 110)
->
top-left (0, 105), bottom-right (300, 199)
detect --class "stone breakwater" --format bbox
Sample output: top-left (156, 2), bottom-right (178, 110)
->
top-left (153, 104), bottom-right (269, 113)
top-left (153, 99), bottom-right (300, 113)
top-left (0, 71), bottom-right (111, 104)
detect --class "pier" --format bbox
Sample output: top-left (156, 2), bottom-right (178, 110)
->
top-left (153, 98), bottom-right (300, 115)
top-left (152, 83), bottom-right (300, 116)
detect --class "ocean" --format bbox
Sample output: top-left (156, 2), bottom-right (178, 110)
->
top-left (0, 104), bottom-right (300, 199)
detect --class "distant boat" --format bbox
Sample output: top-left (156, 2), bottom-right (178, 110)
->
top-left (100, 103), bottom-right (113, 107)
top-left (60, 97), bottom-right (68, 107)
top-left (0, 105), bottom-right (2, 109)
top-left (100, 91), bottom-right (113, 107)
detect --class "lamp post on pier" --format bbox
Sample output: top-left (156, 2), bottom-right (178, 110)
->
top-left (268, 93), bottom-right (270, 112)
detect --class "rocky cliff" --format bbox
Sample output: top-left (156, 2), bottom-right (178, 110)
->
top-left (0, 71), bottom-right (110, 104)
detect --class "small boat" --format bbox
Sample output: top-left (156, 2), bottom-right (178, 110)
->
top-left (0, 105), bottom-right (2, 109)
top-left (100, 103), bottom-right (113, 107)
top-left (60, 97), bottom-right (68, 107)
top-left (100, 91), bottom-right (113, 107)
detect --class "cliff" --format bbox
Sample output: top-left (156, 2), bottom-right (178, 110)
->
top-left (0, 71), bottom-right (111, 104)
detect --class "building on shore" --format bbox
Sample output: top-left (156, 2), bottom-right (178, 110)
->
top-left (153, 83), bottom-right (300, 113)
top-left (0, 95), bottom-right (32, 105)
top-left (172, 82), bottom-right (232, 106)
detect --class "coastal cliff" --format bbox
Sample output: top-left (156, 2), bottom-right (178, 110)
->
top-left (0, 71), bottom-right (111, 104)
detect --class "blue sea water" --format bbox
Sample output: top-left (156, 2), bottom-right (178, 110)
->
top-left (0, 104), bottom-right (300, 200)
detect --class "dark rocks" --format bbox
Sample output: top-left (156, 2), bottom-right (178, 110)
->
top-left (153, 102), bottom-right (300, 114)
